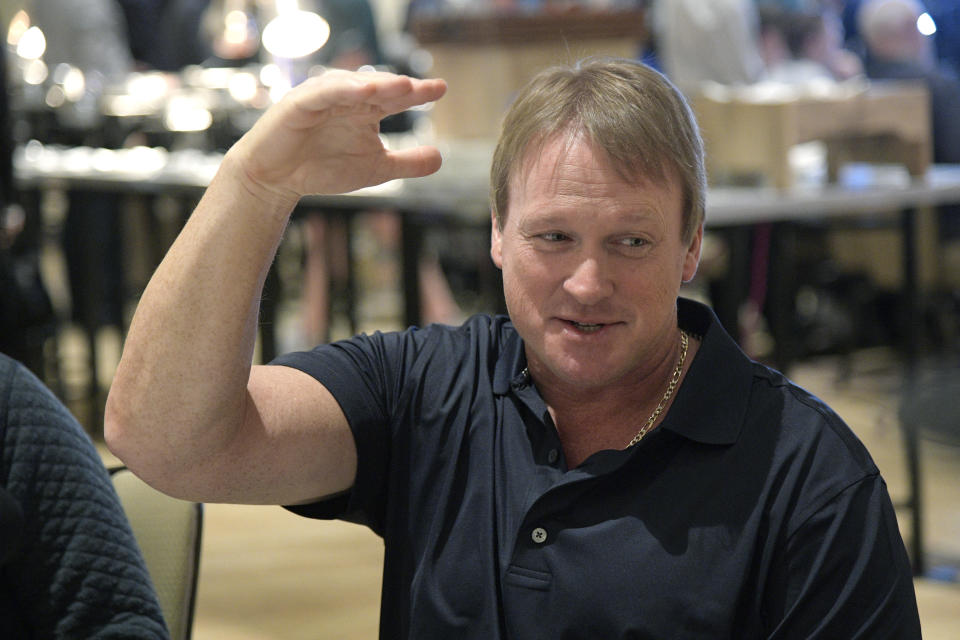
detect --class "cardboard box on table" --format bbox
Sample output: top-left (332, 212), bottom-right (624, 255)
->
top-left (409, 8), bottom-right (648, 140)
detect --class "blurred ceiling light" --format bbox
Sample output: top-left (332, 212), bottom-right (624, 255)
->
top-left (7, 10), bottom-right (30, 46)
top-left (261, 11), bottom-right (329, 59)
top-left (44, 85), bottom-right (66, 108)
top-left (62, 147), bottom-right (93, 173)
top-left (16, 26), bottom-right (45, 60)
top-left (22, 59), bottom-right (48, 85)
top-left (102, 94), bottom-right (155, 117)
top-left (125, 146), bottom-right (168, 174)
top-left (917, 12), bottom-right (936, 37)
top-left (259, 63), bottom-right (283, 87)
top-left (194, 67), bottom-right (235, 89)
top-left (91, 148), bottom-right (119, 173)
top-left (61, 67), bottom-right (86, 102)
top-left (223, 9), bottom-right (252, 46)
top-left (164, 95), bottom-right (213, 132)
top-left (228, 71), bottom-right (259, 102)
top-left (127, 72), bottom-right (170, 101)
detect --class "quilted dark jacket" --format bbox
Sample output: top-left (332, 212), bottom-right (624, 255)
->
top-left (0, 353), bottom-right (168, 638)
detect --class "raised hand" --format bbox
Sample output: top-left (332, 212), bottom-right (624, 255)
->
top-left (228, 69), bottom-right (448, 207)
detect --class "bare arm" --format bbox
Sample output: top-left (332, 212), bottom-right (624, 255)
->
top-left (104, 70), bottom-right (447, 504)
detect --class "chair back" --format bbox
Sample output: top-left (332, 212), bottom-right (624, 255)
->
top-left (110, 467), bottom-right (203, 640)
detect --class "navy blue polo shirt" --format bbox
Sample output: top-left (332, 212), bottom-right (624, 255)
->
top-left (274, 298), bottom-right (920, 639)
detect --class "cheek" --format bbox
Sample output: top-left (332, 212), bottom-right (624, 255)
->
top-left (500, 249), bottom-right (557, 308)
top-left (502, 243), bottom-right (549, 281)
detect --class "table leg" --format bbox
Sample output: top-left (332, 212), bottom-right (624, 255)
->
top-left (400, 211), bottom-right (422, 328)
top-left (900, 207), bottom-right (920, 366)
top-left (899, 205), bottom-right (925, 575)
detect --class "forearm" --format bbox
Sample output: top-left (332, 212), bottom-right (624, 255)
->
top-left (105, 154), bottom-right (297, 481)
top-left (105, 69), bottom-right (445, 499)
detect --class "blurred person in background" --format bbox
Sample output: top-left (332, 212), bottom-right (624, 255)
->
top-left (652, 0), bottom-right (766, 93)
top-left (758, 4), bottom-right (863, 83)
top-left (25, 0), bottom-right (134, 371)
top-left (859, 0), bottom-right (960, 165)
top-left (859, 0), bottom-right (960, 281)
top-left (0, 39), bottom-right (56, 376)
top-left (116, 0), bottom-right (212, 71)
top-left (844, 0), bottom-right (960, 77)
top-left (25, 0), bottom-right (133, 86)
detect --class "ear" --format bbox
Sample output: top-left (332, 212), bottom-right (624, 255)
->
top-left (490, 210), bottom-right (504, 269)
top-left (681, 223), bottom-right (703, 283)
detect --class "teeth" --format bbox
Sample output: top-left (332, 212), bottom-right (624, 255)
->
top-left (572, 322), bottom-right (602, 332)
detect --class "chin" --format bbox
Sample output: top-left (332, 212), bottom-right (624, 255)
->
top-left (547, 358), bottom-right (627, 389)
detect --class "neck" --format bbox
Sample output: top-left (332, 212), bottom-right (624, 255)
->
top-left (536, 329), bottom-right (697, 467)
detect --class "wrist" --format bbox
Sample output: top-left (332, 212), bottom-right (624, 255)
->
top-left (217, 152), bottom-right (301, 220)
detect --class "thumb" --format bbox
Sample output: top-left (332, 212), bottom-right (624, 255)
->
top-left (379, 146), bottom-right (443, 181)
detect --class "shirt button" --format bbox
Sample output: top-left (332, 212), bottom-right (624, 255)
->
top-left (547, 448), bottom-right (559, 464)
top-left (531, 527), bottom-right (548, 544)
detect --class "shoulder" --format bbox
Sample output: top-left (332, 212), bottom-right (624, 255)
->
top-left (756, 363), bottom-right (876, 471)
top-left (676, 304), bottom-right (882, 522)
top-left (744, 364), bottom-right (884, 529)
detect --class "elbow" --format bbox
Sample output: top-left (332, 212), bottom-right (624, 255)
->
top-left (103, 374), bottom-right (241, 502)
top-left (104, 386), bottom-right (192, 500)
top-left (103, 378), bottom-right (169, 481)
top-left (103, 383), bottom-right (138, 467)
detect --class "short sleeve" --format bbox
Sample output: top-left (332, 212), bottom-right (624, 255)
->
top-left (764, 474), bottom-right (921, 638)
top-left (273, 333), bottom-right (403, 532)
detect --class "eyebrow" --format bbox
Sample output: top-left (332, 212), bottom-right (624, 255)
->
top-left (520, 207), bottom-right (662, 226)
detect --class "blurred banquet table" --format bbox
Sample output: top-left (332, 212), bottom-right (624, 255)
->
top-left (14, 139), bottom-right (960, 364)
top-left (11, 138), bottom-right (494, 358)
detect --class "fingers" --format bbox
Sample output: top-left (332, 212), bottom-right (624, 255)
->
top-left (292, 70), bottom-right (447, 119)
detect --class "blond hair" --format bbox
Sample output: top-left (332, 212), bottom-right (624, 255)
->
top-left (489, 57), bottom-right (706, 244)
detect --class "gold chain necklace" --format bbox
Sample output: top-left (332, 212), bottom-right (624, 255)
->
top-left (626, 330), bottom-right (689, 448)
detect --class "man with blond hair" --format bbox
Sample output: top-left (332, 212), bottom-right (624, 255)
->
top-left (105, 58), bottom-right (921, 637)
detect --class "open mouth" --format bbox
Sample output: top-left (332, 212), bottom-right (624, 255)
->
top-left (569, 321), bottom-right (604, 333)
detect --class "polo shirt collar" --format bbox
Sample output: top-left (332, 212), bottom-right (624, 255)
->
top-left (491, 299), bottom-right (752, 446)
top-left (493, 319), bottom-right (527, 396)
top-left (664, 298), bottom-right (752, 445)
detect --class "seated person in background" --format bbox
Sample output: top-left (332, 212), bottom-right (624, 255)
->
top-left (859, 0), bottom-right (960, 165)
top-left (0, 353), bottom-right (167, 638)
top-left (759, 5), bottom-right (863, 83)
top-left (105, 58), bottom-right (921, 637)
top-left (652, 0), bottom-right (766, 92)
top-left (860, 0), bottom-right (960, 274)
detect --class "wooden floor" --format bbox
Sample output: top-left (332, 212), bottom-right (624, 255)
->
top-left (94, 348), bottom-right (960, 639)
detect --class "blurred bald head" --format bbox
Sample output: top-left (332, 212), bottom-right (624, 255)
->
top-left (858, 0), bottom-right (932, 64)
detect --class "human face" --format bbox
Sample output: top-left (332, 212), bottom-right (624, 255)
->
top-left (490, 134), bottom-right (702, 395)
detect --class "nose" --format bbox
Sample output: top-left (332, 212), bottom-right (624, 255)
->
top-left (562, 255), bottom-right (614, 305)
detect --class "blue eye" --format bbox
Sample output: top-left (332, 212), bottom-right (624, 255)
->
top-left (541, 232), bottom-right (569, 242)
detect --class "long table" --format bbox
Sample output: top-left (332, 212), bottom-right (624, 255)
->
top-left (16, 140), bottom-right (960, 363)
